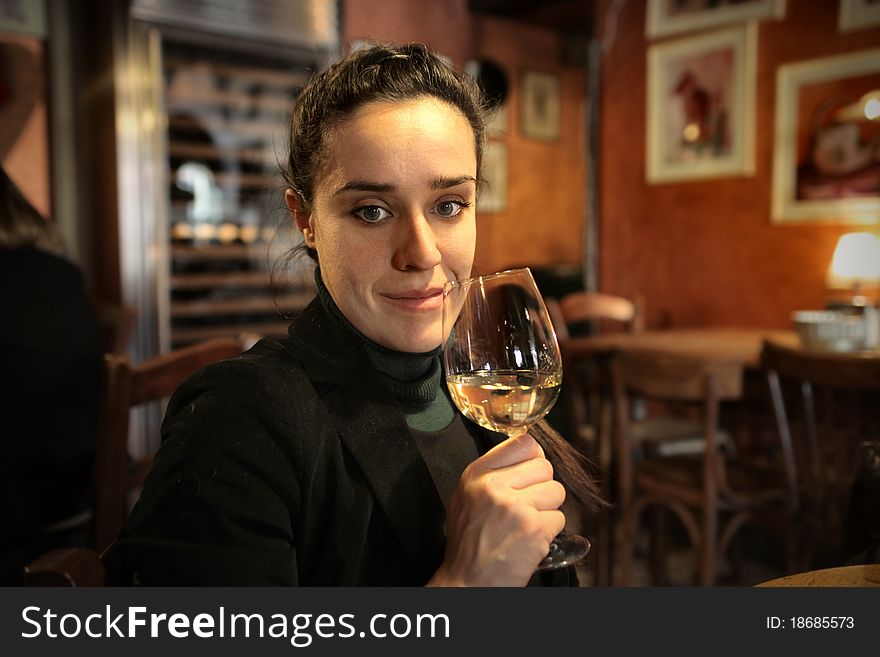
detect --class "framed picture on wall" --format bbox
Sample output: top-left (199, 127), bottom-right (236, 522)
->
top-left (645, 0), bottom-right (785, 39)
top-left (771, 48), bottom-right (880, 224)
top-left (646, 24), bottom-right (756, 184)
top-left (839, 0), bottom-right (880, 32)
top-left (520, 71), bottom-right (560, 140)
top-left (478, 141), bottom-right (507, 213)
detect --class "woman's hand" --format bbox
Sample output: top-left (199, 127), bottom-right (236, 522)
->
top-left (427, 433), bottom-right (566, 587)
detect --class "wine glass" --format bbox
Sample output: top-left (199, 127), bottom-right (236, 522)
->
top-left (442, 267), bottom-right (590, 572)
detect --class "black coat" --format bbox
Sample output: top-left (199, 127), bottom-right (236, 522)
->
top-left (112, 299), bottom-right (573, 586)
top-left (0, 249), bottom-right (100, 584)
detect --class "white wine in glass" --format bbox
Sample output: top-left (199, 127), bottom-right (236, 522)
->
top-left (442, 268), bottom-right (590, 572)
top-left (446, 370), bottom-right (562, 437)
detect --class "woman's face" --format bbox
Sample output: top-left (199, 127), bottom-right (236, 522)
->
top-left (290, 97), bottom-right (478, 353)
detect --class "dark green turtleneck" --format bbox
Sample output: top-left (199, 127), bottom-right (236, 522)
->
top-left (312, 270), bottom-right (567, 584)
top-left (314, 268), bottom-right (487, 507)
top-left (313, 268), bottom-right (455, 431)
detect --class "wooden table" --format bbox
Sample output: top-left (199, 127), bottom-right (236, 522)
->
top-left (564, 328), bottom-right (801, 373)
top-left (565, 328), bottom-right (880, 366)
top-left (755, 564), bottom-right (880, 587)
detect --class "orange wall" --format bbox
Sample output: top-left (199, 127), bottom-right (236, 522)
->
top-left (1, 33), bottom-right (50, 218)
top-left (342, 0), bottom-right (587, 276)
top-left (598, 0), bottom-right (880, 329)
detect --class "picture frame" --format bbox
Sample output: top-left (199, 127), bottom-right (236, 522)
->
top-left (645, 0), bottom-right (785, 39)
top-left (0, 0), bottom-right (47, 37)
top-left (478, 140), bottom-right (507, 213)
top-left (839, 0), bottom-right (880, 32)
top-left (771, 48), bottom-right (880, 224)
top-left (646, 24), bottom-right (756, 184)
top-left (520, 71), bottom-right (559, 141)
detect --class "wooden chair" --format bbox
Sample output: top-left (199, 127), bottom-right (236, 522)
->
top-left (545, 291), bottom-right (644, 586)
top-left (94, 303), bottom-right (137, 355)
top-left (611, 349), bottom-right (797, 586)
top-left (547, 291), bottom-right (644, 455)
top-left (92, 336), bottom-right (246, 551)
top-left (760, 340), bottom-right (880, 566)
top-left (549, 293), bottom-right (717, 584)
top-left (24, 547), bottom-right (106, 587)
top-left (547, 291), bottom-right (644, 343)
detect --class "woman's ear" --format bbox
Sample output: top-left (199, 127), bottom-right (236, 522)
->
top-left (285, 189), bottom-right (315, 247)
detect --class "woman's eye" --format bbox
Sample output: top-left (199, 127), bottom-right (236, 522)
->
top-left (433, 201), bottom-right (466, 218)
top-left (353, 206), bottom-right (391, 223)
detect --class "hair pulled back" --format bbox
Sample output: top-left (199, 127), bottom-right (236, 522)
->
top-left (0, 166), bottom-right (63, 254)
top-left (283, 42), bottom-right (488, 212)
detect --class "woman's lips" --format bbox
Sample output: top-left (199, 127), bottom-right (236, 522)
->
top-left (382, 288), bottom-right (443, 311)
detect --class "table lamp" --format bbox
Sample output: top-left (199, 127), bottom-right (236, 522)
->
top-left (827, 232), bottom-right (880, 303)
top-left (826, 232), bottom-right (880, 348)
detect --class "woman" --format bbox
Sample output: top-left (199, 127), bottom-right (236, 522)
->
top-left (113, 43), bottom-right (601, 586)
top-left (0, 166), bottom-right (101, 584)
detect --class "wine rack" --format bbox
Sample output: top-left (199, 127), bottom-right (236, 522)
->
top-left (162, 40), bottom-right (317, 348)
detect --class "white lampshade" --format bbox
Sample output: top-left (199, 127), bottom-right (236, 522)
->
top-left (834, 90), bottom-right (880, 122)
top-left (827, 232), bottom-right (880, 288)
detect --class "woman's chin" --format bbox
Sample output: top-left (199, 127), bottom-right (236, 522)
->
top-left (378, 328), bottom-right (442, 354)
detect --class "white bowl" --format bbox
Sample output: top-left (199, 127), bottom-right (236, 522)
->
top-left (792, 310), bottom-right (868, 352)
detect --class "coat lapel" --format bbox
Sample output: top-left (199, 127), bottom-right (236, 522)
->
top-left (286, 300), bottom-right (447, 581)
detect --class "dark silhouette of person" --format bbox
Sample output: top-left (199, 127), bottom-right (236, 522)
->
top-left (0, 166), bottom-right (101, 585)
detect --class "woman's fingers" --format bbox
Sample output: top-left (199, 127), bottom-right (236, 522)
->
top-left (540, 509), bottom-right (567, 541)
top-left (481, 454), bottom-right (554, 490)
top-left (466, 433), bottom-right (556, 488)
top-left (432, 433), bottom-right (569, 586)
top-left (471, 433), bottom-right (544, 472)
top-left (516, 480), bottom-right (566, 511)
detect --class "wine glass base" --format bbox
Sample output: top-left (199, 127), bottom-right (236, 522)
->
top-left (536, 533), bottom-right (591, 572)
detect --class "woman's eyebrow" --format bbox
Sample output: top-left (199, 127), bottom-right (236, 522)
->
top-left (334, 180), bottom-right (395, 195)
top-left (333, 175), bottom-right (477, 196)
top-left (432, 175), bottom-right (477, 190)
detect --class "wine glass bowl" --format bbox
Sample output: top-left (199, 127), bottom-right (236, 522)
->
top-left (442, 268), bottom-right (590, 572)
top-left (442, 269), bottom-right (563, 438)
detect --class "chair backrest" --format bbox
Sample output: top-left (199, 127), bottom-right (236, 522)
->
top-left (610, 350), bottom-right (742, 507)
top-left (23, 547), bottom-right (106, 587)
top-left (760, 339), bottom-right (880, 538)
top-left (92, 336), bottom-right (246, 550)
top-left (760, 340), bottom-right (880, 390)
top-left (548, 291), bottom-right (644, 341)
top-left (548, 291), bottom-right (645, 458)
top-left (615, 349), bottom-right (743, 403)
top-left (94, 303), bottom-right (137, 355)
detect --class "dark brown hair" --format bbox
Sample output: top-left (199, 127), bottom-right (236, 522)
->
top-left (281, 42), bottom-right (488, 260)
top-left (0, 166), bottom-right (63, 254)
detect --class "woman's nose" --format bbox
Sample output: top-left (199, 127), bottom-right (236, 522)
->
top-left (392, 214), bottom-right (442, 271)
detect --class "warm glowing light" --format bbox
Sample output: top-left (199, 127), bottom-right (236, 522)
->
top-left (240, 225), bottom-right (259, 244)
top-left (171, 222), bottom-right (193, 240)
top-left (193, 223), bottom-right (217, 241)
top-left (827, 232), bottom-right (880, 287)
top-left (217, 223), bottom-right (239, 244)
top-left (682, 123), bottom-right (700, 142)
top-left (141, 109), bottom-right (156, 131)
top-left (834, 90), bottom-right (880, 122)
